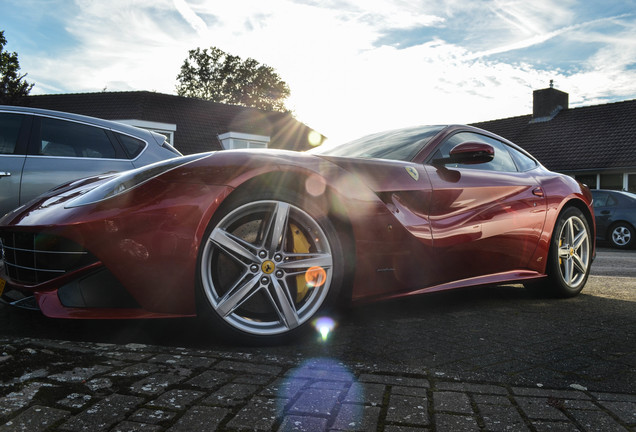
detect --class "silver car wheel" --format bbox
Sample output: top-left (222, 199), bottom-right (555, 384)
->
top-left (610, 225), bottom-right (632, 247)
top-left (200, 200), bottom-right (334, 336)
top-left (556, 214), bottom-right (590, 289)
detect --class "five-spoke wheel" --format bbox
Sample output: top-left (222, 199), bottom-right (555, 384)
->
top-left (197, 192), bottom-right (343, 343)
top-left (609, 222), bottom-right (634, 249)
top-left (546, 207), bottom-right (592, 297)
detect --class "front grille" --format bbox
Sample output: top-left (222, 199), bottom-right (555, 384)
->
top-left (0, 232), bottom-right (98, 285)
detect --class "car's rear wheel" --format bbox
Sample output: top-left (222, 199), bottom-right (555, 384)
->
top-left (545, 207), bottom-right (592, 297)
top-left (197, 191), bottom-right (344, 344)
top-left (608, 222), bottom-right (634, 249)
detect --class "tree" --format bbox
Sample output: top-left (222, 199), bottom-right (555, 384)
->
top-left (0, 30), bottom-right (33, 104)
top-left (176, 47), bottom-right (290, 113)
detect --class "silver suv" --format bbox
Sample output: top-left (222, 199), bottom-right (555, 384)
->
top-left (0, 105), bottom-right (182, 216)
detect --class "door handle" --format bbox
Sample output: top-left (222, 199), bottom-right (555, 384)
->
top-left (532, 187), bottom-right (544, 197)
top-left (0, 171), bottom-right (11, 177)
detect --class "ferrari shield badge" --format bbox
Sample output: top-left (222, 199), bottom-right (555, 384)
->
top-left (405, 166), bottom-right (419, 181)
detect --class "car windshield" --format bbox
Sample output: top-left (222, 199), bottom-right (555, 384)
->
top-left (309, 125), bottom-right (445, 161)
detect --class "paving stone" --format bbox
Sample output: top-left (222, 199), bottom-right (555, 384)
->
top-left (436, 381), bottom-right (508, 394)
top-left (0, 405), bottom-right (68, 432)
top-left (48, 365), bottom-right (112, 383)
top-left (166, 406), bottom-right (229, 432)
top-left (287, 388), bottom-right (342, 416)
top-left (343, 382), bottom-right (385, 406)
top-left (129, 408), bottom-right (177, 425)
top-left (203, 383), bottom-right (260, 407)
top-left (185, 370), bottom-right (233, 390)
top-left (359, 374), bottom-right (429, 388)
top-left (109, 363), bottom-right (161, 378)
top-left (434, 413), bottom-right (480, 431)
top-left (393, 385), bottom-right (428, 397)
top-left (511, 387), bottom-right (591, 399)
top-left (148, 354), bottom-right (215, 369)
top-left (149, 389), bottom-right (205, 410)
top-left (433, 391), bottom-right (473, 414)
top-left (385, 394), bottom-right (429, 426)
top-left (472, 394), bottom-right (512, 405)
top-left (130, 373), bottom-right (187, 396)
top-left (597, 400), bottom-right (636, 424)
top-left (260, 377), bottom-right (308, 400)
top-left (111, 421), bottom-right (162, 432)
top-left (58, 394), bottom-right (144, 432)
top-left (331, 404), bottom-right (381, 431)
top-left (530, 420), bottom-right (581, 432)
top-left (568, 409), bottom-right (630, 432)
top-left (56, 393), bottom-right (93, 410)
top-left (225, 396), bottom-right (279, 431)
top-left (478, 404), bottom-right (530, 431)
top-left (214, 360), bottom-right (282, 376)
top-left (277, 415), bottom-right (328, 432)
top-left (0, 383), bottom-right (53, 417)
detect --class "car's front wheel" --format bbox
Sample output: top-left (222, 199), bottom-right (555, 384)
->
top-left (545, 207), bottom-right (592, 297)
top-left (608, 222), bottom-right (634, 249)
top-left (197, 191), bottom-right (344, 344)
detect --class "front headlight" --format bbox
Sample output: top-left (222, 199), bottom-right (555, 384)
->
top-left (66, 153), bottom-right (209, 208)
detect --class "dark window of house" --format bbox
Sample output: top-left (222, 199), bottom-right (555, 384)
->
top-left (115, 132), bottom-right (146, 159)
top-left (628, 174), bottom-right (636, 193)
top-left (575, 174), bottom-right (597, 189)
top-left (0, 113), bottom-right (24, 154)
top-left (39, 117), bottom-right (117, 159)
top-left (599, 173), bottom-right (622, 190)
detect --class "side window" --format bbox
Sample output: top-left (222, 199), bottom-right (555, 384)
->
top-left (0, 113), bottom-right (24, 155)
top-left (507, 145), bottom-right (538, 171)
top-left (434, 132), bottom-right (518, 172)
top-left (114, 132), bottom-right (146, 159)
top-left (39, 117), bottom-right (117, 159)
top-left (592, 192), bottom-right (608, 207)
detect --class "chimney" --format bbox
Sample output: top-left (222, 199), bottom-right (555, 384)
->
top-left (532, 81), bottom-right (568, 121)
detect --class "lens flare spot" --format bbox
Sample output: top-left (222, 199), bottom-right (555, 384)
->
top-left (308, 130), bottom-right (322, 147)
top-left (305, 175), bottom-right (326, 197)
top-left (313, 317), bottom-right (336, 342)
top-left (305, 266), bottom-right (327, 288)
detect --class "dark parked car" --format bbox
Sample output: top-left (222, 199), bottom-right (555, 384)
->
top-left (591, 189), bottom-right (636, 249)
top-left (0, 124), bottom-right (595, 343)
top-left (0, 105), bottom-right (182, 216)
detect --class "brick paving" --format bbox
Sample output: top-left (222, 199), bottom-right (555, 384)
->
top-left (0, 266), bottom-right (634, 431)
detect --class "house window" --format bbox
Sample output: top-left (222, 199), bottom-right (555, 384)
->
top-left (600, 173), bottom-right (623, 190)
top-left (575, 174), bottom-right (597, 189)
top-left (218, 132), bottom-right (269, 150)
top-left (628, 174), bottom-right (636, 192)
top-left (115, 119), bottom-right (177, 145)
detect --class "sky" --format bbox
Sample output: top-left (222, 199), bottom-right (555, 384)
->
top-left (2, 0), bottom-right (636, 144)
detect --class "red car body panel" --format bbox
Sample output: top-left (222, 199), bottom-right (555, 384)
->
top-left (0, 125), bottom-right (595, 319)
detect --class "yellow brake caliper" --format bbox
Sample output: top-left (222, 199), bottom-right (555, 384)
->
top-left (290, 223), bottom-right (312, 302)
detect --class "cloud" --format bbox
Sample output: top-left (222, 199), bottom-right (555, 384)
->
top-left (173, 0), bottom-right (207, 36)
top-left (10, 0), bottom-right (636, 143)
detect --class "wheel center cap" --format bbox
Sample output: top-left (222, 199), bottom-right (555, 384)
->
top-left (261, 260), bottom-right (275, 274)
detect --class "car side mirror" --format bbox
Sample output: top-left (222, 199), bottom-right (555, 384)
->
top-left (433, 142), bottom-right (495, 166)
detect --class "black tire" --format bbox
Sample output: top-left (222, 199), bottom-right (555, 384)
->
top-left (196, 190), bottom-right (344, 344)
top-left (608, 222), bottom-right (634, 249)
top-left (544, 207), bottom-right (592, 298)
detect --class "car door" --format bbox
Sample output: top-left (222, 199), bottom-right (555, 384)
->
top-left (0, 112), bottom-right (31, 216)
top-left (591, 191), bottom-right (615, 239)
top-left (20, 115), bottom-right (136, 206)
top-left (423, 131), bottom-right (547, 284)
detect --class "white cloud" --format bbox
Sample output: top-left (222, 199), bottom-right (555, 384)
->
top-left (14, 0), bottom-right (636, 143)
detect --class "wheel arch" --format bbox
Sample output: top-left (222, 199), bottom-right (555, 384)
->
top-left (222, 170), bottom-right (357, 302)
